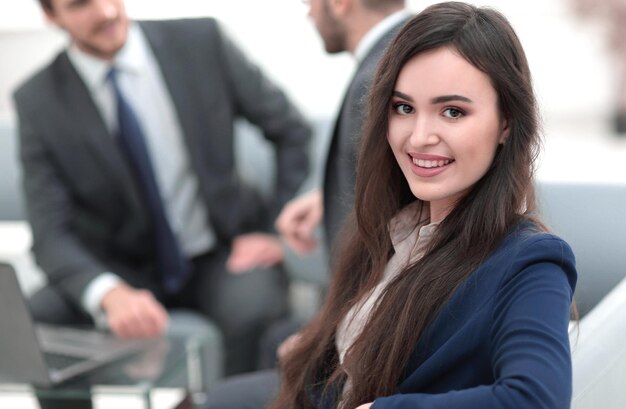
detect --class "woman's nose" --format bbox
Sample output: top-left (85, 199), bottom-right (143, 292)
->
top-left (409, 115), bottom-right (440, 147)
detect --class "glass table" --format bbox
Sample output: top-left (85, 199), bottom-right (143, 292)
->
top-left (0, 334), bottom-right (208, 409)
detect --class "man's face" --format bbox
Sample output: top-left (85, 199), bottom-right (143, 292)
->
top-left (46, 0), bottom-right (129, 60)
top-left (307, 0), bottom-right (347, 54)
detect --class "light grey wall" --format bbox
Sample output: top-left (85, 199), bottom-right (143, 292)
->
top-left (0, 0), bottom-right (616, 126)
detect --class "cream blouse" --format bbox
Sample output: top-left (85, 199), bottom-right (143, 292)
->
top-left (335, 201), bottom-right (438, 398)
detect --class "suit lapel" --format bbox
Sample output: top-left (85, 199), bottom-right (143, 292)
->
top-left (56, 52), bottom-right (143, 210)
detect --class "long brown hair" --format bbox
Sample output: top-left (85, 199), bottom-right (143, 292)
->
top-left (271, 2), bottom-right (541, 408)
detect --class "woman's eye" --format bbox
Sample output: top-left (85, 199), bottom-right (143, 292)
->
top-left (443, 107), bottom-right (463, 119)
top-left (393, 103), bottom-right (414, 115)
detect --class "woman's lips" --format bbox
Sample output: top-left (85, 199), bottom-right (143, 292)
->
top-left (408, 154), bottom-right (454, 177)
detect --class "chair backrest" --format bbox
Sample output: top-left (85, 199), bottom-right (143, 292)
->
top-left (235, 117), bottom-right (333, 318)
top-left (536, 181), bottom-right (626, 316)
top-left (235, 117), bottom-right (332, 288)
top-left (570, 275), bottom-right (626, 408)
top-left (0, 119), bottom-right (24, 221)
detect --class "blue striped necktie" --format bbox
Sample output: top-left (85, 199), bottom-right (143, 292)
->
top-left (107, 68), bottom-right (189, 293)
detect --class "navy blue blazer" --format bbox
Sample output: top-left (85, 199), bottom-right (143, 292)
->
top-left (369, 223), bottom-right (577, 409)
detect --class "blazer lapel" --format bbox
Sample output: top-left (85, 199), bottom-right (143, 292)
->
top-left (56, 53), bottom-right (143, 210)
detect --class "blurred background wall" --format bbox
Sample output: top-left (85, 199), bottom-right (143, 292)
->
top-left (0, 0), bottom-right (624, 184)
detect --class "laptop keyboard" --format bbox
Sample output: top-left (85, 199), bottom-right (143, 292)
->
top-left (36, 324), bottom-right (146, 358)
top-left (44, 352), bottom-right (87, 372)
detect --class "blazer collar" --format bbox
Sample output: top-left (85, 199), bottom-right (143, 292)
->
top-left (55, 52), bottom-right (143, 210)
top-left (356, 15), bottom-right (412, 75)
top-left (354, 10), bottom-right (413, 63)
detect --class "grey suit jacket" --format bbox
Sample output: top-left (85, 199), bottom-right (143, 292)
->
top-left (323, 18), bottom-right (409, 249)
top-left (13, 18), bottom-right (311, 304)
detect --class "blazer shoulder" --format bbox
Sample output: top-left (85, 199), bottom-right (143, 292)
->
top-left (509, 223), bottom-right (573, 256)
top-left (494, 222), bottom-right (577, 293)
top-left (138, 17), bottom-right (221, 40)
top-left (357, 17), bottom-right (410, 74)
top-left (13, 52), bottom-right (67, 111)
top-left (138, 17), bottom-right (229, 61)
top-left (349, 18), bottom-right (409, 101)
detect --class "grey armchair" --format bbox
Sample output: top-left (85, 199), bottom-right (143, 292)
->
top-left (537, 181), bottom-right (626, 408)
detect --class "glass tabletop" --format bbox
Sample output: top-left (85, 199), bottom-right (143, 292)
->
top-left (0, 334), bottom-right (205, 402)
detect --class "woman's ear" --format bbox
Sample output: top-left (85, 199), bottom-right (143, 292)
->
top-left (43, 8), bottom-right (59, 26)
top-left (330, 0), bottom-right (353, 18)
top-left (499, 119), bottom-right (510, 144)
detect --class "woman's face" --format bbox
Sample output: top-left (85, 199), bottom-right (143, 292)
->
top-left (387, 46), bottom-right (508, 222)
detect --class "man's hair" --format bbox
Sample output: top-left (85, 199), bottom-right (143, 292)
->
top-left (38, 0), bottom-right (53, 12)
top-left (361, 0), bottom-right (405, 12)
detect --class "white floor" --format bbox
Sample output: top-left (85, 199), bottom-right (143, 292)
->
top-left (0, 388), bottom-right (186, 409)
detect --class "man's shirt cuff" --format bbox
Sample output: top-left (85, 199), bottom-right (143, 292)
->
top-left (81, 273), bottom-right (123, 329)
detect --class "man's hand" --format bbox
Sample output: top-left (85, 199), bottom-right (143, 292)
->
top-left (277, 332), bottom-right (303, 362)
top-left (101, 283), bottom-right (169, 339)
top-left (275, 189), bottom-right (323, 254)
top-left (226, 233), bottom-right (284, 274)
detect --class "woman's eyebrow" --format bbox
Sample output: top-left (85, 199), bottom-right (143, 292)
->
top-left (392, 90), bottom-right (413, 101)
top-left (392, 91), bottom-right (473, 104)
top-left (431, 94), bottom-right (473, 104)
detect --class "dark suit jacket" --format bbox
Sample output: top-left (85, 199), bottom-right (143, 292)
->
top-left (13, 18), bottom-right (311, 304)
top-left (323, 18), bottom-right (409, 249)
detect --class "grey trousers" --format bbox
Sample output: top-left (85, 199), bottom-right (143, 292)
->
top-left (203, 369), bottom-right (280, 409)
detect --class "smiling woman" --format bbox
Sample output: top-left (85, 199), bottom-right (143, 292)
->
top-left (271, 2), bottom-right (577, 409)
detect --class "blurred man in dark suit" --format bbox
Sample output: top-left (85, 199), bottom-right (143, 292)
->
top-left (204, 1), bottom-right (410, 407)
top-left (276, 0), bottom-right (409, 252)
top-left (14, 0), bottom-right (311, 391)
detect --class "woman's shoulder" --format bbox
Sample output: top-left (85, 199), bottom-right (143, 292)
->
top-left (490, 219), bottom-right (577, 292)
top-left (505, 219), bottom-right (573, 257)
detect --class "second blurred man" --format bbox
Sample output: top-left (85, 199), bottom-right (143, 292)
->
top-left (204, 1), bottom-right (410, 407)
top-left (276, 0), bottom-right (409, 253)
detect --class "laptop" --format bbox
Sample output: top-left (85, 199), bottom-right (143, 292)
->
top-left (0, 263), bottom-right (150, 387)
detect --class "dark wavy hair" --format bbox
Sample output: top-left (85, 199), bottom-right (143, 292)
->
top-left (270, 2), bottom-right (542, 408)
